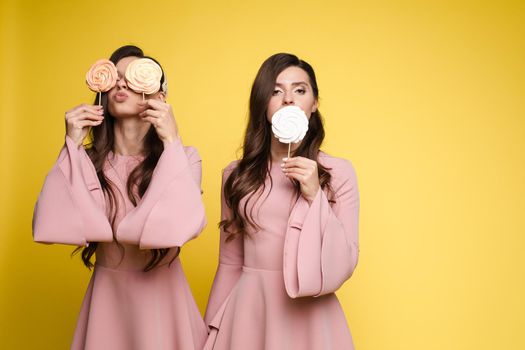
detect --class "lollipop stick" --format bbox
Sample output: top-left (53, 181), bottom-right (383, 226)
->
top-left (287, 143), bottom-right (291, 159)
top-left (98, 91), bottom-right (101, 106)
top-left (142, 92), bottom-right (145, 101)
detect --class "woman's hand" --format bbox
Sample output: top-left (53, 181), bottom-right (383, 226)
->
top-left (281, 156), bottom-right (320, 203)
top-left (138, 99), bottom-right (179, 146)
top-left (65, 104), bottom-right (104, 146)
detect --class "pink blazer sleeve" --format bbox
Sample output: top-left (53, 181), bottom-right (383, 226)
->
top-left (32, 136), bottom-right (113, 245)
top-left (283, 158), bottom-right (359, 298)
top-left (204, 165), bottom-right (244, 326)
top-left (116, 139), bottom-right (207, 249)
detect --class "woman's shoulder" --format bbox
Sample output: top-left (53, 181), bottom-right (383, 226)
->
top-left (183, 144), bottom-right (201, 162)
top-left (218, 160), bottom-right (240, 184)
top-left (318, 151), bottom-right (357, 184)
top-left (319, 151), bottom-right (355, 170)
top-left (223, 159), bottom-right (240, 174)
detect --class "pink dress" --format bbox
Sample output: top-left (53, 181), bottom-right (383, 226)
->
top-left (32, 136), bottom-right (208, 350)
top-left (204, 153), bottom-right (360, 350)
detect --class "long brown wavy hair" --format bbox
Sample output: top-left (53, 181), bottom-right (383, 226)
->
top-left (222, 53), bottom-right (333, 239)
top-left (73, 45), bottom-right (177, 271)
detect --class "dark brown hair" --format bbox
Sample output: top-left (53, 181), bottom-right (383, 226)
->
top-left (73, 45), bottom-right (176, 271)
top-left (222, 53), bottom-right (333, 239)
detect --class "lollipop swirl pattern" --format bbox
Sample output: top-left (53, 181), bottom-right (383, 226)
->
top-left (85, 59), bottom-right (118, 92)
top-left (125, 58), bottom-right (163, 95)
top-left (271, 106), bottom-right (309, 144)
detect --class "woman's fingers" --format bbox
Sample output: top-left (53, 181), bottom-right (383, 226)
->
top-left (68, 113), bottom-right (104, 122)
top-left (66, 104), bottom-right (104, 126)
top-left (139, 108), bottom-right (164, 120)
top-left (282, 156), bottom-right (320, 202)
top-left (282, 156), bottom-right (317, 170)
top-left (65, 104), bottom-right (104, 145)
top-left (282, 166), bottom-right (308, 177)
top-left (284, 170), bottom-right (309, 183)
top-left (141, 116), bottom-right (159, 127)
top-left (282, 157), bottom-right (318, 179)
top-left (138, 100), bottom-right (171, 123)
top-left (284, 171), bottom-right (302, 182)
top-left (75, 119), bottom-right (103, 129)
top-left (66, 104), bottom-right (103, 120)
top-left (137, 99), bottom-right (167, 111)
top-left (138, 100), bottom-right (179, 145)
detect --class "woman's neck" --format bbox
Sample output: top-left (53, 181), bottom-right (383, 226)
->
top-left (270, 136), bottom-right (301, 162)
top-left (113, 117), bottom-right (150, 156)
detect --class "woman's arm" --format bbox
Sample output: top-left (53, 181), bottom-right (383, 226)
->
top-left (116, 141), bottom-right (207, 249)
top-left (32, 135), bottom-right (112, 245)
top-left (283, 158), bottom-right (360, 298)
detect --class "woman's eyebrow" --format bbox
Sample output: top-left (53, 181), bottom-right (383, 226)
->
top-left (275, 81), bottom-right (309, 87)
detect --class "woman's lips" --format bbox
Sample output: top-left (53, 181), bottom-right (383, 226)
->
top-left (114, 92), bottom-right (128, 102)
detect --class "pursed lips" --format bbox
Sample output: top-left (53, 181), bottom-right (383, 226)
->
top-left (114, 91), bottom-right (128, 102)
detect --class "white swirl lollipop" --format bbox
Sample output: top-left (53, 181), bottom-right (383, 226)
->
top-left (271, 105), bottom-right (309, 157)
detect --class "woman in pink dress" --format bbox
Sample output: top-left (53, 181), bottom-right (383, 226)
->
top-left (204, 53), bottom-right (360, 350)
top-left (32, 45), bottom-right (207, 350)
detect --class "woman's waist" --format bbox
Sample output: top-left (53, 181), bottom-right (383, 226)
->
top-left (95, 242), bottom-right (179, 271)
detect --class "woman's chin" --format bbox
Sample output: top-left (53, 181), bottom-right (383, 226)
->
top-left (109, 108), bottom-right (141, 120)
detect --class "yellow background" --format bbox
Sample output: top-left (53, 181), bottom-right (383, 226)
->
top-left (1, 0), bottom-right (524, 349)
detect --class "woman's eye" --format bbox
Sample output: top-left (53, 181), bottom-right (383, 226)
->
top-left (295, 88), bottom-right (306, 94)
top-left (272, 89), bottom-right (282, 96)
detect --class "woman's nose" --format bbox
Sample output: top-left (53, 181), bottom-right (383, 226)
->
top-left (116, 77), bottom-right (128, 89)
top-left (283, 91), bottom-right (294, 105)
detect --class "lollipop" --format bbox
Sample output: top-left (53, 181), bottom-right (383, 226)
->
top-left (125, 58), bottom-right (163, 99)
top-left (86, 59), bottom-right (118, 105)
top-left (271, 106), bottom-right (309, 158)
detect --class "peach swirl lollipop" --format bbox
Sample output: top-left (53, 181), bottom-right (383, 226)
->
top-left (86, 59), bottom-right (118, 105)
top-left (271, 105), bottom-right (309, 158)
top-left (124, 58), bottom-right (163, 100)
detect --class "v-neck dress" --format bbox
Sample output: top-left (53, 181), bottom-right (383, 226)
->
top-left (33, 136), bottom-right (207, 350)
